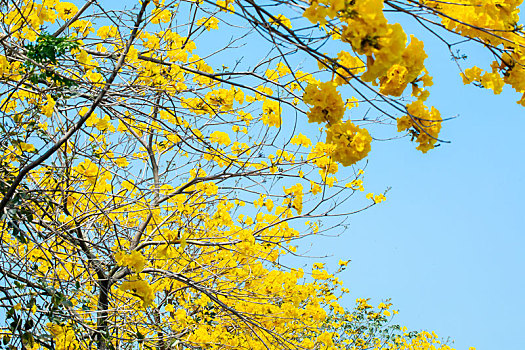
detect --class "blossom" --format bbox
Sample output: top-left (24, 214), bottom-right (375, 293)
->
top-left (54, 2), bottom-right (78, 21)
top-left (120, 279), bottom-right (155, 307)
top-left (290, 133), bottom-right (312, 148)
top-left (325, 121), bottom-right (372, 166)
top-left (398, 101), bottom-right (442, 153)
top-left (262, 99), bottom-right (282, 127)
top-left (114, 157), bottom-right (129, 167)
top-left (338, 259), bottom-right (350, 267)
top-left (303, 82), bottom-right (345, 124)
top-left (269, 14), bottom-right (292, 29)
top-left (462, 66), bottom-right (483, 84)
top-left (19, 142), bottom-right (36, 152)
top-left (115, 250), bottom-right (146, 272)
top-left (334, 51), bottom-right (365, 85)
top-left (209, 130), bottom-right (231, 146)
top-left (196, 17), bottom-right (219, 30)
top-left (379, 64), bottom-right (409, 96)
top-left (41, 94), bottom-right (55, 118)
top-left (151, 8), bottom-right (171, 24)
top-left (480, 72), bottom-right (504, 95)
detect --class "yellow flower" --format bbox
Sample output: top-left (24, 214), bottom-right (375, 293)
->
top-left (269, 14), bottom-right (292, 29)
top-left (401, 35), bottom-right (428, 83)
top-left (398, 101), bottom-right (442, 153)
top-left (338, 259), bottom-right (349, 267)
top-left (196, 17), bottom-right (219, 30)
top-left (261, 99), bottom-right (282, 127)
top-left (290, 133), bottom-right (312, 148)
top-left (310, 181), bottom-right (322, 195)
top-left (54, 2), bottom-right (78, 21)
top-left (216, 0), bottom-right (235, 13)
top-left (264, 198), bottom-right (274, 212)
top-left (95, 115), bottom-right (115, 132)
top-left (462, 66), bottom-right (483, 84)
top-left (480, 72), bottom-right (504, 95)
top-left (114, 157), bottom-right (129, 167)
top-left (209, 130), bottom-right (231, 146)
top-left (374, 194), bottom-right (386, 203)
top-left (379, 64), bottom-right (409, 96)
top-left (41, 94), bottom-right (55, 118)
top-left (115, 251), bottom-right (146, 272)
top-left (334, 51), bottom-right (365, 85)
top-left (303, 81), bottom-right (345, 124)
top-left (120, 279), bottom-right (155, 307)
top-left (151, 8), bottom-right (171, 24)
top-left (346, 179), bottom-right (364, 191)
top-left (325, 121), bottom-right (372, 166)
top-left (20, 142), bottom-right (36, 153)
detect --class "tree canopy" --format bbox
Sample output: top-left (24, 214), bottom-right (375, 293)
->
top-left (0, 0), bottom-right (521, 349)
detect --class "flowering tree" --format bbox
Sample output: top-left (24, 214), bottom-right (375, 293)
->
top-left (0, 0), bottom-right (521, 349)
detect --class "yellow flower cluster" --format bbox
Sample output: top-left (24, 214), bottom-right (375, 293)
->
top-left (303, 81), bottom-right (345, 124)
top-left (303, 0), bottom-right (345, 24)
top-left (209, 130), bottom-right (231, 146)
top-left (302, 1), bottom-right (446, 156)
top-left (346, 179), bottom-right (364, 192)
top-left (196, 17), bottom-right (220, 31)
top-left (367, 192), bottom-right (386, 203)
top-left (306, 0), bottom-right (430, 95)
top-left (119, 279), bottom-right (155, 307)
top-left (115, 250), bottom-right (146, 272)
top-left (47, 323), bottom-right (79, 350)
top-left (428, 0), bottom-right (520, 44)
top-left (380, 64), bottom-right (408, 97)
top-left (325, 121), bottom-right (372, 167)
top-left (334, 51), bottom-right (366, 85)
top-left (308, 142), bottom-right (338, 175)
top-left (424, 0), bottom-right (525, 105)
top-left (269, 14), bottom-right (292, 29)
top-left (304, 81), bottom-right (372, 166)
top-left (283, 183), bottom-right (304, 214)
top-left (351, 29), bottom-right (406, 82)
top-left (397, 101), bottom-right (442, 153)
top-left (462, 66), bottom-right (504, 95)
top-left (41, 94), bottom-right (55, 118)
top-left (290, 133), bottom-right (312, 148)
top-left (262, 99), bottom-right (282, 127)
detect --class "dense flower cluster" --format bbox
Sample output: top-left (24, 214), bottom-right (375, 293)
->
top-left (303, 81), bottom-right (345, 124)
top-left (325, 121), bottom-right (372, 166)
top-left (46, 323), bottom-right (79, 350)
top-left (303, 81), bottom-right (372, 166)
top-left (303, 1), bottom-right (443, 152)
top-left (115, 250), bottom-right (147, 272)
top-left (397, 101), bottom-right (443, 153)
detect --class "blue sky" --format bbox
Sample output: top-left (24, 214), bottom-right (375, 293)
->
top-left (323, 24), bottom-right (525, 350)
top-left (243, 6), bottom-right (525, 348)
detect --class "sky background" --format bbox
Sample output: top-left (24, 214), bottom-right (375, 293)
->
top-left (319, 18), bottom-right (525, 350)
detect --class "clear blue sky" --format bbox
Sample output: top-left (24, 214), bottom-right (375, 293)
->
top-left (320, 21), bottom-right (525, 350)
